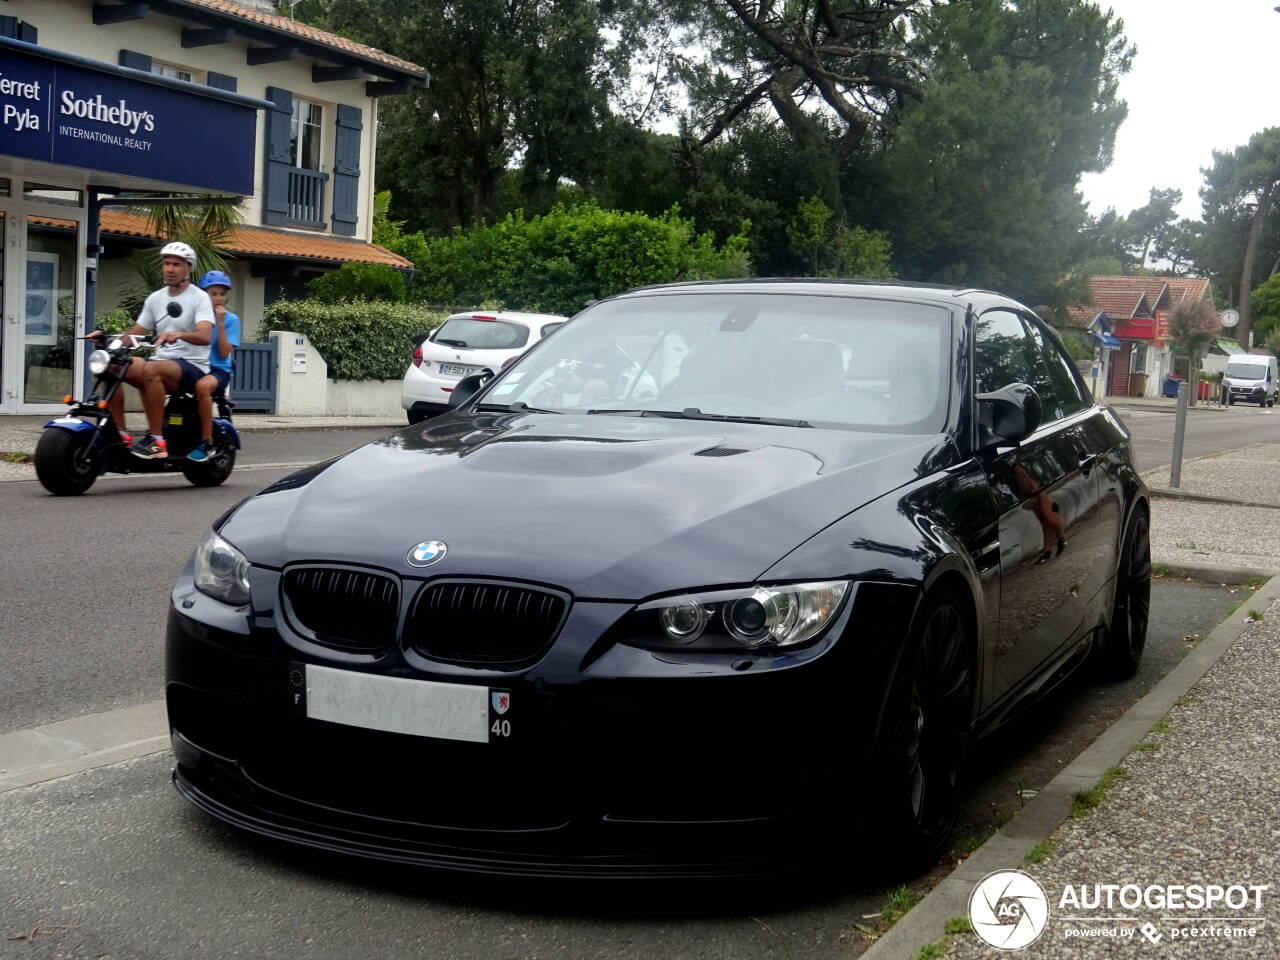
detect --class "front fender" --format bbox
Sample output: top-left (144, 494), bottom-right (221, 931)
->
top-left (43, 417), bottom-right (95, 433)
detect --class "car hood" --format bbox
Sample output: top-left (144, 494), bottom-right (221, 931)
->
top-left (224, 412), bottom-right (953, 600)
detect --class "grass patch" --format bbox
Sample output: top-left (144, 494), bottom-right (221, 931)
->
top-left (1151, 714), bottom-right (1171, 735)
top-left (0, 451), bottom-right (31, 463)
top-left (882, 885), bottom-right (918, 926)
top-left (1247, 608), bottom-right (1265, 622)
top-left (1151, 562), bottom-right (1172, 578)
top-left (949, 829), bottom-right (994, 859)
top-left (1133, 740), bottom-right (1161, 751)
top-left (1176, 693), bottom-right (1197, 708)
top-left (915, 918), bottom-right (975, 959)
top-left (1071, 766), bottom-right (1129, 818)
top-left (993, 806), bottom-right (1014, 829)
top-left (1024, 840), bottom-right (1055, 864)
top-left (1245, 574), bottom-right (1268, 589)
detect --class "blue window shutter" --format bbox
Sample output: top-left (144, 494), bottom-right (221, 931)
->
top-left (119, 50), bottom-right (152, 71)
top-left (331, 104), bottom-right (362, 237)
top-left (0, 17), bottom-right (17, 39)
top-left (263, 86), bottom-right (293, 226)
top-left (207, 72), bottom-right (238, 93)
top-left (18, 22), bottom-right (37, 43)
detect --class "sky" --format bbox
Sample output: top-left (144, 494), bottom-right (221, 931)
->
top-left (1078, 0), bottom-right (1280, 221)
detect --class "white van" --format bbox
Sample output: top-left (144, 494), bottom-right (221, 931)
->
top-left (1224, 354), bottom-right (1278, 407)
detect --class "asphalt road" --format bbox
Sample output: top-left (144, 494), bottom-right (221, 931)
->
top-left (1115, 403), bottom-right (1280, 473)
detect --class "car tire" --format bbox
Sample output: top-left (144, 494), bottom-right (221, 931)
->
top-left (1097, 506), bottom-right (1151, 681)
top-left (407, 409), bottom-right (426, 425)
top-left (873, 588), bottom-right (974, 873)
top-left (34, 428), bottom-right (99, 496)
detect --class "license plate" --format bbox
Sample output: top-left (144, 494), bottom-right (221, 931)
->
top-left (298, 663), bottom-right (495, 743)
top-left (437, 362), bottom-right (475, 377)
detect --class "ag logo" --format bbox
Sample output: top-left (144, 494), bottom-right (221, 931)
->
top-left (407, 539), bottom-right (447, 567)
top-left (969, 869), bottom-right (1049, 950)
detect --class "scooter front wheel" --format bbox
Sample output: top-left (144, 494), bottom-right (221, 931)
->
top-left (34, 428), bottom-right (100, 496)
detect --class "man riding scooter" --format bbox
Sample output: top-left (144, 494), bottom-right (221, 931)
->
top-left (87, 241), bottom-right (214, 459)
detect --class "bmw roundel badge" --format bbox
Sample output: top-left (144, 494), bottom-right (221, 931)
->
top-left (407, 540), bottom-right (448, 567)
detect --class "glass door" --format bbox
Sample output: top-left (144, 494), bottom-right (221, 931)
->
top-left (0, 202), bottom-right (85, 413)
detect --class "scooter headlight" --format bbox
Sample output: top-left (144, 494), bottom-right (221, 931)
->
top-left (193, 529), bottom-right (251, 606)
top-left (88, 350), bottom-right (111, 375)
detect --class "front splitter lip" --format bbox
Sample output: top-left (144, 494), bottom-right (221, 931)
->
top-left (172, 767), bottom-right (787, 880)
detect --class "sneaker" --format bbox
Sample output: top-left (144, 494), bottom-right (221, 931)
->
top-left (129, 434), bottom-right (168, 459)
top-left (118, 432), bottom-right (134, 444)
top-left (187, 440), bottom-right (215, 462)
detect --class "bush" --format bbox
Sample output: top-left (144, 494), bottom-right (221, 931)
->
top-left (1057, 330), bottom-right (1095, 363)
top-left (306, 262), bottom-right (409, 304)
top-left (410, 203), bottom-right (752, 315)
top-left (257, 300), bottom-right (447, 380)
top-left (94, 307), bottom-right (134, 335)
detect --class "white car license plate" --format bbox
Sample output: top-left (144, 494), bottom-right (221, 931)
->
top-left (303, 663), bottom-right (492, 743)
top-left (437, 362), bottom-right (475, 377)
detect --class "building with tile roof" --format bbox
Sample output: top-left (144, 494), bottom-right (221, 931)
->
top-left (0, 0), bottom-right (426, 413)
top-left (1065, 276), bottom-right (1217, 398)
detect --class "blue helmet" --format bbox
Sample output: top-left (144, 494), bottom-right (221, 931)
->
top-left (198, 270), bottom-right (233, 291)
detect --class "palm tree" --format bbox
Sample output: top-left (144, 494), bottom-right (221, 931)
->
top-left (120, 199), bottom-right (245, 302)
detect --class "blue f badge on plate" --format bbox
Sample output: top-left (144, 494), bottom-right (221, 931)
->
top-left (407, 539), bottom-right (448, 567)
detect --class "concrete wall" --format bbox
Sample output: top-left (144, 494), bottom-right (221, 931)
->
top-left (8, 0), bottom-right (381, 244)
top-left (269, 330), bottom-right (401, 416)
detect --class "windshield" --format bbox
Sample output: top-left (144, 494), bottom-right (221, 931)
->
top-left (482, 293), bottom-right (953, 433)
top-left (433, 317), bottom-right (530, 350)
top-left (1226, 362), bottom-right (1266, 381)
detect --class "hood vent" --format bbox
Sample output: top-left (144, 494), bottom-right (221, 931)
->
top-left (694, 446), bottom-right (751, 458)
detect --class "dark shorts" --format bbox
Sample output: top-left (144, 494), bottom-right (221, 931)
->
top-left (148, 357), bottom-right (207, 393)
top-left (205, 368), bottom-right (232, 394)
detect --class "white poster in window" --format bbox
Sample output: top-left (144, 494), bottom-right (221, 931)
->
top-left (25, 252), bottom-right (59, 346)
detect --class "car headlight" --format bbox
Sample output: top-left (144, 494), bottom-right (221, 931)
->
top-left (625, 580), bottom-right (850, 652)
top-left (193, 529), bottom-right (251, 605)
top-left (88, 349), bottom-right (111, 375)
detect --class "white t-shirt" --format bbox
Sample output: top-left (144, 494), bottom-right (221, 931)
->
top-left (136, 284), bottom-right (215, 371)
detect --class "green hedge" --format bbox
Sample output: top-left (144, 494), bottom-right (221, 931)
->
top-left (257, 300), bottom-right (447, 381)
top-left (411, 203), bottom-right (751, 315)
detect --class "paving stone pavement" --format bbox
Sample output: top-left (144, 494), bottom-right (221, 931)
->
top-left (938, 598), bottom-right (1280, 958)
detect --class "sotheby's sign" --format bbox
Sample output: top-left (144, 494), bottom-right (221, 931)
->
top-left (0, 46), bottom-right (254, 195)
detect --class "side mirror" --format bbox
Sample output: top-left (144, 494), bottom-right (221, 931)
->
top-left (977, 383), bottom-right (1042, 449)
top-left (447, 368), bottom-right (494, 409)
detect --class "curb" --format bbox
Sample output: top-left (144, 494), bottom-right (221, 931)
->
top-left (1107, 401), bottom-right (1229, 415)
top-left (1152, 561), bottom-right (1276, 584)
top-left (1148, 488), bottom-right (1280, 510)
top-left (862, 573), bottom-right (1280, 960)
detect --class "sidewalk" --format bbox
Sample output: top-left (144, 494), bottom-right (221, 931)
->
top-left (928, 587), bottom-right (1280, 958)
top-left (1104, 394), bottom-right (1232, 414)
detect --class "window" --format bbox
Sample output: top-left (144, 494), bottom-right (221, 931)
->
top-left (974, 310), bottom-right (1038, 396)
top-left (290, 99), bottom-right (324, 170)
top-left (1023, 317), bottom-right (1087, 421)
top-left (151, 62), bottom-right (194, 83)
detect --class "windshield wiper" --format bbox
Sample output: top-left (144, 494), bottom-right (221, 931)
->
top-left (436, 337), bottom-right (468, 348)
top-left (475, 401), bottom-right (561, 414)
top-left (587, 407), bottom-right (811, 428)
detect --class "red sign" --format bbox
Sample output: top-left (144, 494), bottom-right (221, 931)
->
top-left (1155, 310), bottom-right (1171, 341)
top-left (1112, 317), bottom-right (1156, 340)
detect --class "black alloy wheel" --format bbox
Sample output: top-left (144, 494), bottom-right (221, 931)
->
top-left (181, 439), bottom-right (236, 487)
top-left (878, 591), bottom-right (974, 872)
top-left (1098, 508), bottom-right (1151, 680)
top-left (34, 428), bottom-right (99, 496)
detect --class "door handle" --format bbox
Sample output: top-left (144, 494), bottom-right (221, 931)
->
top-left (1077, 453), bottom-right (1098, 475)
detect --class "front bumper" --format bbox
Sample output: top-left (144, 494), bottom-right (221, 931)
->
top-left (165, 574), bottom-right (918, 877)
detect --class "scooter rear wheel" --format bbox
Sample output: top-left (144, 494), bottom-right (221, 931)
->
top-left (34, 429), bottom-right (99, 496)
top-left (181, 446), bottom-right (235, 487)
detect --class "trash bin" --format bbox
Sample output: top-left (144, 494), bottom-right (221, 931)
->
top-left (1162, 375), bottom-right (1182, 398)
top-left (1129, 372), bottom-right (1149, 397)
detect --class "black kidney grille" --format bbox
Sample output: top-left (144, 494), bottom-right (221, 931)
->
top-left (283, 567), bottom-right (399, 651)
top-left (407, 582), bottom-right (567, 666)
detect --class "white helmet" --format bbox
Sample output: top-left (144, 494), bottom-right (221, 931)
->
top-left (160, 241), bottom-right (197, 267)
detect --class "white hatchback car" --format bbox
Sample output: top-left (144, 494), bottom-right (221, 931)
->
top-left (402, 310), bottom-right (568, 423)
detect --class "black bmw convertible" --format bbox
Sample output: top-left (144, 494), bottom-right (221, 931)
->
top-left (167, 280), bottom-right (1150, 877)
